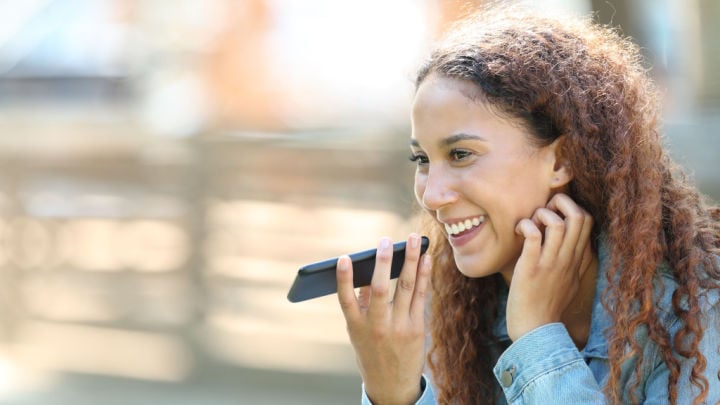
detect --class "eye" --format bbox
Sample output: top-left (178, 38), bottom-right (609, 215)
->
top-left (449, 149), bottom-right (472, 161)
top-left (408, 153), bottom-right (429, 166)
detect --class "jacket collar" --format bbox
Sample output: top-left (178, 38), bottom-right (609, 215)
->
top-left (581, 234), bottom-right (612, 359)
top-left (493, 234), bottom-right (718, 360)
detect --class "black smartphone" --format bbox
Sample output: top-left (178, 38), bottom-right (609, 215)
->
top-left (287, 236), bottom-right (430, 303)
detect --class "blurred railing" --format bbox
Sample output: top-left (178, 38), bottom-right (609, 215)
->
top-left (0, 103), bottom-right (422, 402)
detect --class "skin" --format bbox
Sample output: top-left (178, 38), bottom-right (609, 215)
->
top-left (337, 75), bottom-right (598, 404)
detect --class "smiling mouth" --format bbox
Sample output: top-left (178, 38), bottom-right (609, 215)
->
top-left (444, 215), bottom-right (485, 237)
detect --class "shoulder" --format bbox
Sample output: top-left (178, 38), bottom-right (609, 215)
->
top-left (653, 255), bottom-right (720, 330)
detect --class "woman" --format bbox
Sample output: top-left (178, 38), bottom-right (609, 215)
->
top-left (335, 5), bottom-right (720, 404)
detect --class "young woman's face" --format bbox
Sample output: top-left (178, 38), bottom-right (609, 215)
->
top-left (411, 75), bottom-right (562, 280)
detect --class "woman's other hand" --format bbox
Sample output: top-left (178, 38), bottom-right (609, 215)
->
top-left (337, 233), bottom-right (432, 405)
top-left (506, 193), bottom-right (594, 342)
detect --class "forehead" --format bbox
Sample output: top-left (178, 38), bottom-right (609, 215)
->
top-left (411, 75), bottom-right (492, 136)
top-left (413, 75), bottom-right (484, 112)
top-left (411, 74), bottom-right (537, 150)
top-left (411, 75), bottom-right (497, 132)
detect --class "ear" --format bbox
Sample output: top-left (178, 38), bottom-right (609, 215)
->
top-left (546, 136), bottom-right (573, 189)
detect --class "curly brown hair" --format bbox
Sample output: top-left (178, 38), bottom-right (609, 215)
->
top-left (415, 5), bottom-right (720, 405)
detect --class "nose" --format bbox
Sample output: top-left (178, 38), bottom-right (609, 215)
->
top-left (417, 165), bottom-right (458, 211)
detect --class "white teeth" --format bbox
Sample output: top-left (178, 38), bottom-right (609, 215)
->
top-left (444, 216), bottom-right (485, 236)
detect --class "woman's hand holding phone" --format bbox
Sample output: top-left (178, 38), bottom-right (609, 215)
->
top-left (506, 193), bottom-right (594, 342)
top-left (336, 233), bottom-right (432, 405)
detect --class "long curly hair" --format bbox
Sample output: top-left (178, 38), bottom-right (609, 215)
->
top-left (416, 5), bottom-right (720, 405)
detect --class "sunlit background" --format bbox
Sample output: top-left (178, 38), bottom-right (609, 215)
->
top-left (0, 0), bottom-right (717, 404)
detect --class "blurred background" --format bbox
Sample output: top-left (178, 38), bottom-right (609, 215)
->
top-left (0, 0), bottom-right (716, 404)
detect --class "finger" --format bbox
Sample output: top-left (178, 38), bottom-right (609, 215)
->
top-left (546, 193), bottom-right (589, 261)
top-left (336, 255), bottom-right (361, 322)
top-left (409, 254), bottom-right (432, 322)
top-left (392, 234), bottom-right (422, 318)
top-left (357, 286), bottom-right (371, 310)
top-left (530, 208), bottom-right (565, 266)
top-left (575, 210), bottom-right (594, 264)
top-left (367, 237), bottom-right (393, 319)
top-left (577, 243), bottom-right (593, 279)
top-left (514, 218), bottom-right (542, 276)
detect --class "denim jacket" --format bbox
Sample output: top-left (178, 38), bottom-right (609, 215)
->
top-left (362, 237), bottom-right (720, 404)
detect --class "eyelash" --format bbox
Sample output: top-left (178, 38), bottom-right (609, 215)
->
top-left (409, 149), bottom-right (473, 166)
top-left (408, 153), bottom-right (428, 165)
top-left (449, 149), bottom-right (472, 161)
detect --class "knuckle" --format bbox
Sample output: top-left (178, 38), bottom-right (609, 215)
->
top-left (397, 278), bottom-right (415, 292)
top-left (549, 219), bottom-right (565, 231)
top-left (371, 283), bottom-right (389, 297)
top-left (371, 325), bottom-right (388, 339)
top-left (558, 193), bottom-right (572, 204)
top-left (530, 210), bottom-right (542, 222)
top-left (565, 208), bottom-right (583, 222)
top-left (519, 217), bottom-right (534, 225)
top-left (526, 227), bottom-right (542, 241)
top-left (339, 298), bottom-right (355, 312)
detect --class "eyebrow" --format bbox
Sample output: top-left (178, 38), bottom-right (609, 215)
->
top-left (410, 133), bottom-right (486, 148)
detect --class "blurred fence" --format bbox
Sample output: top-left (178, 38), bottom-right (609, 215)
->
top-left (0, 112), bottom-right (420, 403)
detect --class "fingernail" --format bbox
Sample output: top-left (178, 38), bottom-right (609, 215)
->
top-left (409, 234), bottom-right (419, 249)
top-left (337, 256), bottom-right (349, 271)
top-left (379, 237), bottom-right (391, 251)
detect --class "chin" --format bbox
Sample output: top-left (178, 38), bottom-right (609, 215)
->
top-left (453, 253), bottom-right (499, 279)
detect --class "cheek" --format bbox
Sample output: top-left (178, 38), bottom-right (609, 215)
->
top-left (413, 173), bottom-right (426, 204)
top-left (500, 161), bottom-right (553, 205)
